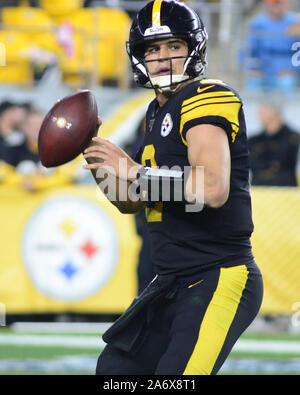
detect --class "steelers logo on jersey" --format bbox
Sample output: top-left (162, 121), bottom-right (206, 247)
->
top-left (161, 113), bottom-right (173, 137)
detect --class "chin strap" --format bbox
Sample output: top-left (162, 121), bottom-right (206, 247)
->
top-left (145, 54), bottom-right (197, 92)
top-left (148, 73), bottom-right (190, 92)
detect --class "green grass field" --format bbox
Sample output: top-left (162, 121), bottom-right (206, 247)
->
top-left (0, 326), bottom-right (300, 375)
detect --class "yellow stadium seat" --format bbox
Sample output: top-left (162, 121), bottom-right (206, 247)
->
top-left (1, 6), bottom-right (52, 26)
top-left (0, 161), bottom-right (22, 185)
top-left (2, 6), bottom-right (132, 87)
top-left (39, 0), bottom-right (83, 17)
top-left (0, 30), bottom-right (33, 84)
top-left (54, 9), bottom-right (97, 85)
top-left (1, 7), bottom-right (59, 54)
top-left (53, 8), bottom-right (130, 87)
top-left (95, 8), bottom-right (131, 88)
top-left (0, 30), bottom-right (31, 62)
top-left (0, 61), bottom-right (33, 85)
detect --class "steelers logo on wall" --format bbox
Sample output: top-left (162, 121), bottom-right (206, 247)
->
top-left (22, 195), bottom-right (119, 302)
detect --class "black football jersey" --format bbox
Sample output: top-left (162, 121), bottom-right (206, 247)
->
top-left (135, 79), bottom-right (254, 276)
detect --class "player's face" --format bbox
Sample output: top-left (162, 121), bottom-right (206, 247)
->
top-left (144, 38), bottom-right (188, 78)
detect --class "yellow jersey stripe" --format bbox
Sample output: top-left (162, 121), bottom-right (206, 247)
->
top-left (179, 101), bottom-right (242, 146)
top-left (146, 202), bottom-right (163, 222)
top-left (179, 131), bottom-right (188, 146)
top-left (152, 0), bottom-right (162, 27)
top-left (183, 265), bottom-right (249, 375)
top-left (182, 91), bottom-right (237, 108)
top-left (182, 97), bottom-right (241, 116)
top-left (141, 144), bottom-right (163, 222)
top-left (181, 101), bottom-right (242, 122)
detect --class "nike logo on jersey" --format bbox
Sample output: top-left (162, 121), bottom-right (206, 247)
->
top-left (197, 85), bottom-right (215, 94)
top-left (188, 279), bottom-right (204, 289)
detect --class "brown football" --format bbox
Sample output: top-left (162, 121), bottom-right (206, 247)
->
top-left (38, 90), bottom-right (98, 167)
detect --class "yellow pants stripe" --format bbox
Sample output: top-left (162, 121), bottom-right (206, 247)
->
top-left (183, 265), bottom-right (249, 375)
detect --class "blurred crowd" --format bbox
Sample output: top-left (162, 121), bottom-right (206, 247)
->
top-left (241, 0), bottom-right (300, 93)
top-left (0, 100), bottom-right (82, 191)
top-left (0, 0), bottom-right (300, 90)
top-left (248, 100), bottom-right (300, 186)
top-left (241, 0), bottom-right (300, 185)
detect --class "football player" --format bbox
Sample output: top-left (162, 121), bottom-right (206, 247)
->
top-left (83, 0), bottom-right (263, 375)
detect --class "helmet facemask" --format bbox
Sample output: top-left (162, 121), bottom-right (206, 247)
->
top-left (145, 55), bottom-right (189, 93)
top-left (127, 0), bottom-right (208, 91)
top-left (127, 30), bottom-right (208, 92)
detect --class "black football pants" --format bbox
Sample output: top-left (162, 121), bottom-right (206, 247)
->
top-left (96, 261), bottom-right (263, 375)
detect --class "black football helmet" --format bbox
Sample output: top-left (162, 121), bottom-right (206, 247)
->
top-left (126, 0), bottom-right (208, 91)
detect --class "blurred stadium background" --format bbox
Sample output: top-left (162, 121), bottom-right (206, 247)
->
top-left (0, 0), bottom-right (300, 375)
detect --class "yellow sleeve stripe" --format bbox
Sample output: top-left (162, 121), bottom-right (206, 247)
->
top-left (180, 101), bottom-right (242, 146)
top-left (152, 0), bottom-right (162, 27)
top-left (182, 91), bottom-right (238, 109)
top-left (182, 96), bottom-right (241, 116)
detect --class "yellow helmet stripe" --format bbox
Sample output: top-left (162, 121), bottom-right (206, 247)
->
top-left (152, 0), bottom-right (163, 27)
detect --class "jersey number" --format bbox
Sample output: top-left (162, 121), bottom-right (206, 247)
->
top-left (141, 144), bottom-right (163, 222)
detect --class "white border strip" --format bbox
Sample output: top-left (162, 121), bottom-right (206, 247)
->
top-left (11, 322), bottom-right (112, 333)
top-left (0, 334), bottom-right (106, 348)
top-left (1, 332), bottom-right (300, 354)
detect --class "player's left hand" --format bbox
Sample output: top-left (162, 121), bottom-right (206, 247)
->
top-left (83, 137), bottom-right (142, 181)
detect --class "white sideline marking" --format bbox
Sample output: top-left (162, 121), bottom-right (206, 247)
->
top-left (233, 339), bottom-right (300, 354)
top-left (11, 322), bottom-right (112, 333)
top-left (0, 334), bottom-right (106, 348)
top-left (0, 334), bottom-right (300, 354)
